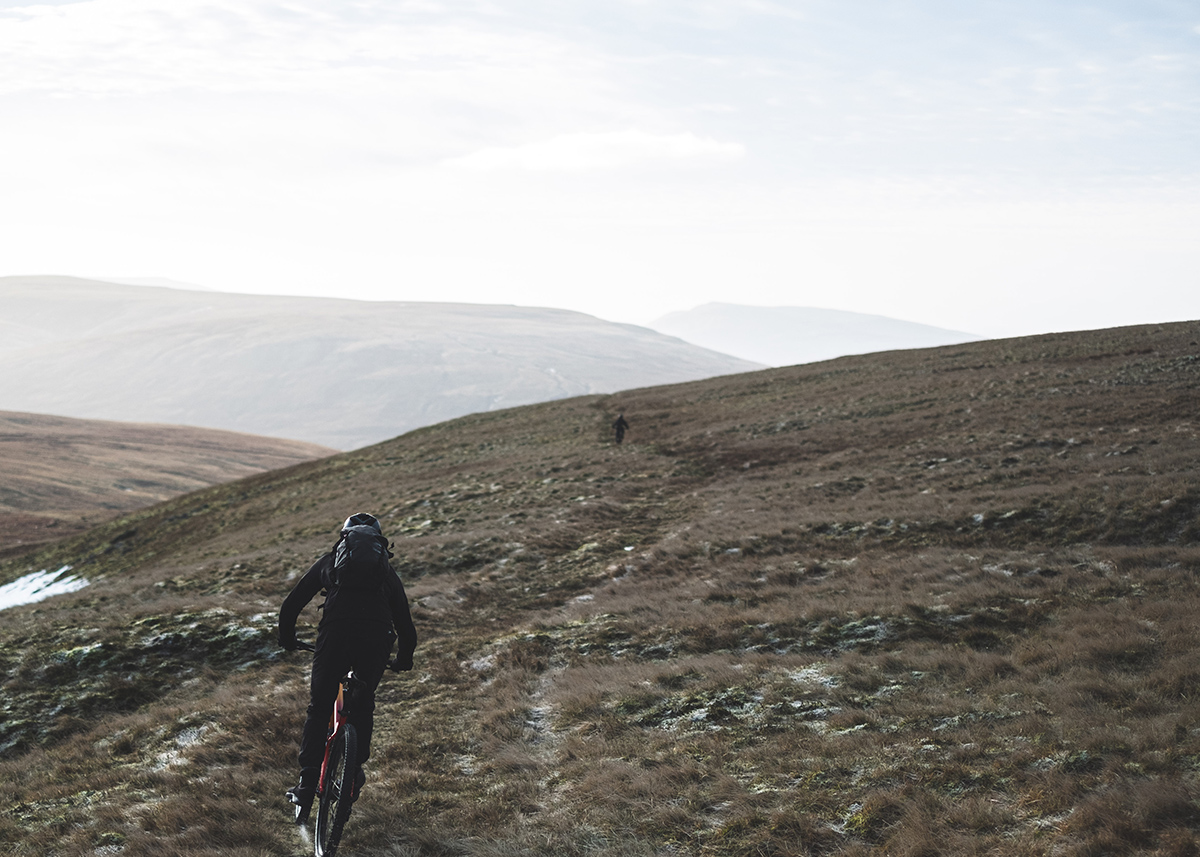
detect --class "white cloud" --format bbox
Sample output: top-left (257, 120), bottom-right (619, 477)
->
top-left (0, 0), bottom-right (652, 176)
top-left (1, 0), bottom-right (1198, 340)
top-left (445, 129), bottom-right (745, 171)
top-left (0, 0), bottom-right (590, 99)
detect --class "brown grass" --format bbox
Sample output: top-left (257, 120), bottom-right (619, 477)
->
top-left (0, 409), bottom-right (333, 555)
top-left (3, 321), bottom-right (1200, 855)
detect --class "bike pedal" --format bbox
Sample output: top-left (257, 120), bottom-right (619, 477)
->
top-left (287, 789), bottom-right (314, 825)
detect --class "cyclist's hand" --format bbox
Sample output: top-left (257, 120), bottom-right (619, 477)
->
top-left (389, 657), bottom-right (412, 672)
top-left (280, 636), bottom-right (298, 651)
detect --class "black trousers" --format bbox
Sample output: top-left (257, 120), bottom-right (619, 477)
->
top-left (299, 621), bottom-right (394, 772)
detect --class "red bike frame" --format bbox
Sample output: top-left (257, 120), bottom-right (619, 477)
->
top-left (319, 673), bottom-right (356, 798)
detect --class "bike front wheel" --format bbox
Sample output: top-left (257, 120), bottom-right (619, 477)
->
top-left (315, 724), bottom-right (358, 857)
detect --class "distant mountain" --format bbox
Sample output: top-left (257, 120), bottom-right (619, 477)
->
top-left (0, 277), bottom-right (761, 449)
top-left (0, 409), bottom-right (333, 555)
top-left (99, 276), bottom-right (216, 291)
top-left (649, 303), bottom-right (981, 367)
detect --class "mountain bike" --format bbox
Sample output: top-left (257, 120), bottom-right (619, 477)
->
top-left (290, 641), bottom-right (363, 857)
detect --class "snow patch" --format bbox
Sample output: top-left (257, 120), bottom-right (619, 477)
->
top-left (0, 565), bottom-right (88, 611)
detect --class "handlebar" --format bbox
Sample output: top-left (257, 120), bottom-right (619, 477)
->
top-left (290, 639), bottom-right (408, 672)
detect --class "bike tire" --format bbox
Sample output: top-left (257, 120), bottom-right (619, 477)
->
top-left (315, 724), bottom-right (358, 857)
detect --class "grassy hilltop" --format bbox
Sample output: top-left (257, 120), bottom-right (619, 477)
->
top-left (3, 321), bottom-right (1199, 856)
top-left (0, 410), bottom-right (334, 556)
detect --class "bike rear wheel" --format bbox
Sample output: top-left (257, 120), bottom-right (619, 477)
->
top-left (315, 724), bottom-right (358, 857)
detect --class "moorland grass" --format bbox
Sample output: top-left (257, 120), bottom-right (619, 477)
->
top-left (2, 321), bottom-right (1199, 855)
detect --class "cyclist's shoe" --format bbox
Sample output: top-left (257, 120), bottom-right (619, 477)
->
top-left (351, 768), bottom-right (366, 802)
top-left (287, 769), bottom-right (318, 824)
top-left (287, 785), bottom-right (314, 825)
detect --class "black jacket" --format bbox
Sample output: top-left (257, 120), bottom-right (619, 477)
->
top-left (278, 552), bottom-right (418, 668)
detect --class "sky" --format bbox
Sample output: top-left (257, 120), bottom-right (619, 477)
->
top-left (2, 0), bottom-right (1198, 338)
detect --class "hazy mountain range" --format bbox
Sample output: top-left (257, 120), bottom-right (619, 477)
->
top-left (0, 276), bottom-right (760, 450)
top-left (650, 302), bottom-right (981, 367)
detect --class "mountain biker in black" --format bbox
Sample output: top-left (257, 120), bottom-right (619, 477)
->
top-left (278, 512), bottom-right (417, 817)
top-left (613, 413), bottom-right (629, 444)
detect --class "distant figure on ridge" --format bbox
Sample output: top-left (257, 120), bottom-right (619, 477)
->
top-left (278, 512), bottom-right (417, 820)
top-left (613, 413), bottom-right (630, 444)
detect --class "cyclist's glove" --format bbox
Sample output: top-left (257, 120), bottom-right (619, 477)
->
top-left (280, 635), bottom-right (298, 651)
top-left (390, 656), bottom-right (413, 672)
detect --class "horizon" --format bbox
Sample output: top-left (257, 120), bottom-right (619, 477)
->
top-left (3, 1), bottom-right (1198, 338)
top-left (11, 271), bottom-right (1200, 343)
top-left (9, 273), bottom-right (991, 337)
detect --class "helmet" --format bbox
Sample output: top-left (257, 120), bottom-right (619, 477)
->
top-left (342, 512), bottom-right (381, 535)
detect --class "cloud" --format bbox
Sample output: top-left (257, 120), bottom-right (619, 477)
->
top-left (2, 0), bottom-right (1199, 343)
top-left (0, 0), bottom-right (610, 101)
top-left (0, 0), bottom-right (652, 174)
top-left (445, 129), bottom-right (745, 171)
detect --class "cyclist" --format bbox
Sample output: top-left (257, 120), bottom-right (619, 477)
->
top-left (613, 413), bottom-right (629, 444)
top-left (278, 512), bottom-right (417, 818)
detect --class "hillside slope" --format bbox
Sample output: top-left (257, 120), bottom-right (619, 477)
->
top-left (0, 276), bottom-right (761, 449)
top-left (650, 302), bottom-right (982, 366)
top-left (3, 321), bottom-right (1199, 857)
top-left (0, 411), bottom-right (334, 555)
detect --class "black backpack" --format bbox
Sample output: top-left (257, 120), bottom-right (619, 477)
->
top-left (324, 524), bottom-right (390, 593)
